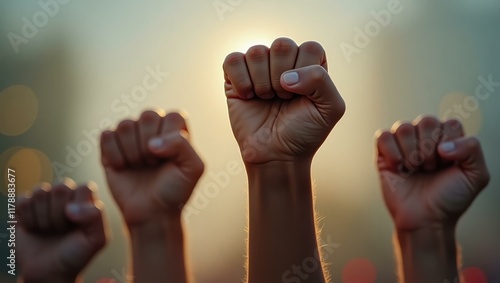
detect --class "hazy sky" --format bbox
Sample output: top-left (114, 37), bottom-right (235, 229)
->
top-left (1, 1), bottom-right (499, 282)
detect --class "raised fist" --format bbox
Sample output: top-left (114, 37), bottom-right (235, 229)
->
top-left (100, 110), bottom-right (204, 227)
top-left (17, 181), bottom-right (107, 282)
top-left (376, 116), bottom-right (490, 231)
top-left (223, 37), bottom-right (345, 164)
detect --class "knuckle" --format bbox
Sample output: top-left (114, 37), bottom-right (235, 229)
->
top-left (444, 118), bottom-right (463, 130)
top-left (415, 115), bottom-right (439, 128)
top-left (62, 178), bottom-right (77, 190)
top-left (117, 120), bottom-right (135, 132)
top-left (377, 130), bottom-right (393, 142)
top-left (271, 38), bottom-right (298, 55)
top-left (140, 110), bottom-right (161, 122)
top-left (77, 185), bottom-right (93, 196)
top-left (164, 112), bottom-right (186, 125)
top-left (52, 184), bottom-right (71, 196)
top-left (392, 122), bottom-right (413, 135)
top-left (223, 52), bottom-right (245, 67)
top-left (32, 186), bottom-right (49, 198)
top-left (300, 41), bottom-right (325, 55)
top-left (100, 130), bottom-right (114, 142)
top-left (246, 45), bottom-right (269, 61)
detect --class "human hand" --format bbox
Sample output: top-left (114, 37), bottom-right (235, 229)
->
top-left (17, 181), bottom-right (107, 283)
top-left (100, 110), bottom-right (204, 228)
top-left (223, 37), bottom-right (345, 164)
top-left (376, 116), bottom-right (490, 231)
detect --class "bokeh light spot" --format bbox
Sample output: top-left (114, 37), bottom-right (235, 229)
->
top-left (462, 266), bottom-right (488, 283)
top-left (439, 92), bottom-right (483, 135)
top-left (2, 148), bottom-right (53, 195)
top-left (342, 257), bottom-right (377, 283)
top-left (0, 85), bottom-right (38, 136)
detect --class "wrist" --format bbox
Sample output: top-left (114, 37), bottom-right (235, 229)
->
top-left (245, 157), bottom-right (312, 170)
top-left (246, 159), bottom-right (312, 193)
top-left (397, 225), bottom-right (457, 252)
top-left (128, 214), bottom-right (183, 241)
top-left (246, 159), bottom-right (314, 218)
top-left (396, 226), bottom-right (459, 283)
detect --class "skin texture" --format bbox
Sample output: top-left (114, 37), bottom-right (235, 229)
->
top-left (224, 38), bottom-right (345, 164)
top-left (17, 180), bottom-right (107, 283)
top-left (376, 116), bottom-right (490, 283)
top-left (100, 110), bottom-right (204, 283)
top-left (223, 37), bottom-right (345, 283)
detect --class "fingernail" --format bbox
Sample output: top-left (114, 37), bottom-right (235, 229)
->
top-left (67, 203), bottom-right (81, 215)
top-left (283, 72), bottom-right (299, 85)
top-left (440, 141), bottom-right (455, 152)
top-left (149, 138), bottom-right (164, 150)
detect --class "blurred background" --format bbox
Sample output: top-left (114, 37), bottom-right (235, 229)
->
top-left (1, 0), bottom-right (499, 282)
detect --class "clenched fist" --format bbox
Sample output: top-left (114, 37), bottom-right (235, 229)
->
top-left (223, 37), bottom-right (345, 164)
top-left (100, 110), bottom-right (204, 227)
top-left (17, 181), bottom-right (107, 283)
top-left (376, 116), bottom-right (490, 231)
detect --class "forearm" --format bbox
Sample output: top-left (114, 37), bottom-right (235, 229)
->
top-left (129, 216), bottom-right (189, 283)
top-left (396, 226), bottom-right (459, 283)
top-left (246, 160), bottom-right (326, 283)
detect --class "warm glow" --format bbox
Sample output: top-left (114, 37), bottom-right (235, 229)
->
top-left (342, 258), bottom-right (377, 283)
top-left (461, 267), bottom-right (488, 283)
top-left (3, 148), bottom-right (53, 195)
top-left (1, 1), bottom-right (498, 282)
top-left (0, 85), bottom-right (38, 136)
top-left (229, 32), bottom-right (277, 53)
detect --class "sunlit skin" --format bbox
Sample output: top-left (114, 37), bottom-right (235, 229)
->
top-left (376, 116), bottom-right (490, 283)
top-left (223, 37), bottom-right (345, 283)
top-left (225, 38), bottom-right (345, 164)
top-left (100, 110), bottom-right (204, 283)
top-left (16, 181), bottom-right (107, 283)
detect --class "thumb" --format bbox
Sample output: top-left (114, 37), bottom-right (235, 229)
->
top-left (60, 201), bottom-right (107, 274)
top-left (280, 65), bottom-right (346, 123)
top-left (65, 202), bottom-right (107, 249)
top-left (66, 202), bottom-right (102, 224)
top-left (438, 136), bottom-right (491, 190)
top-left (148, 130), bottom-right (205, 179)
